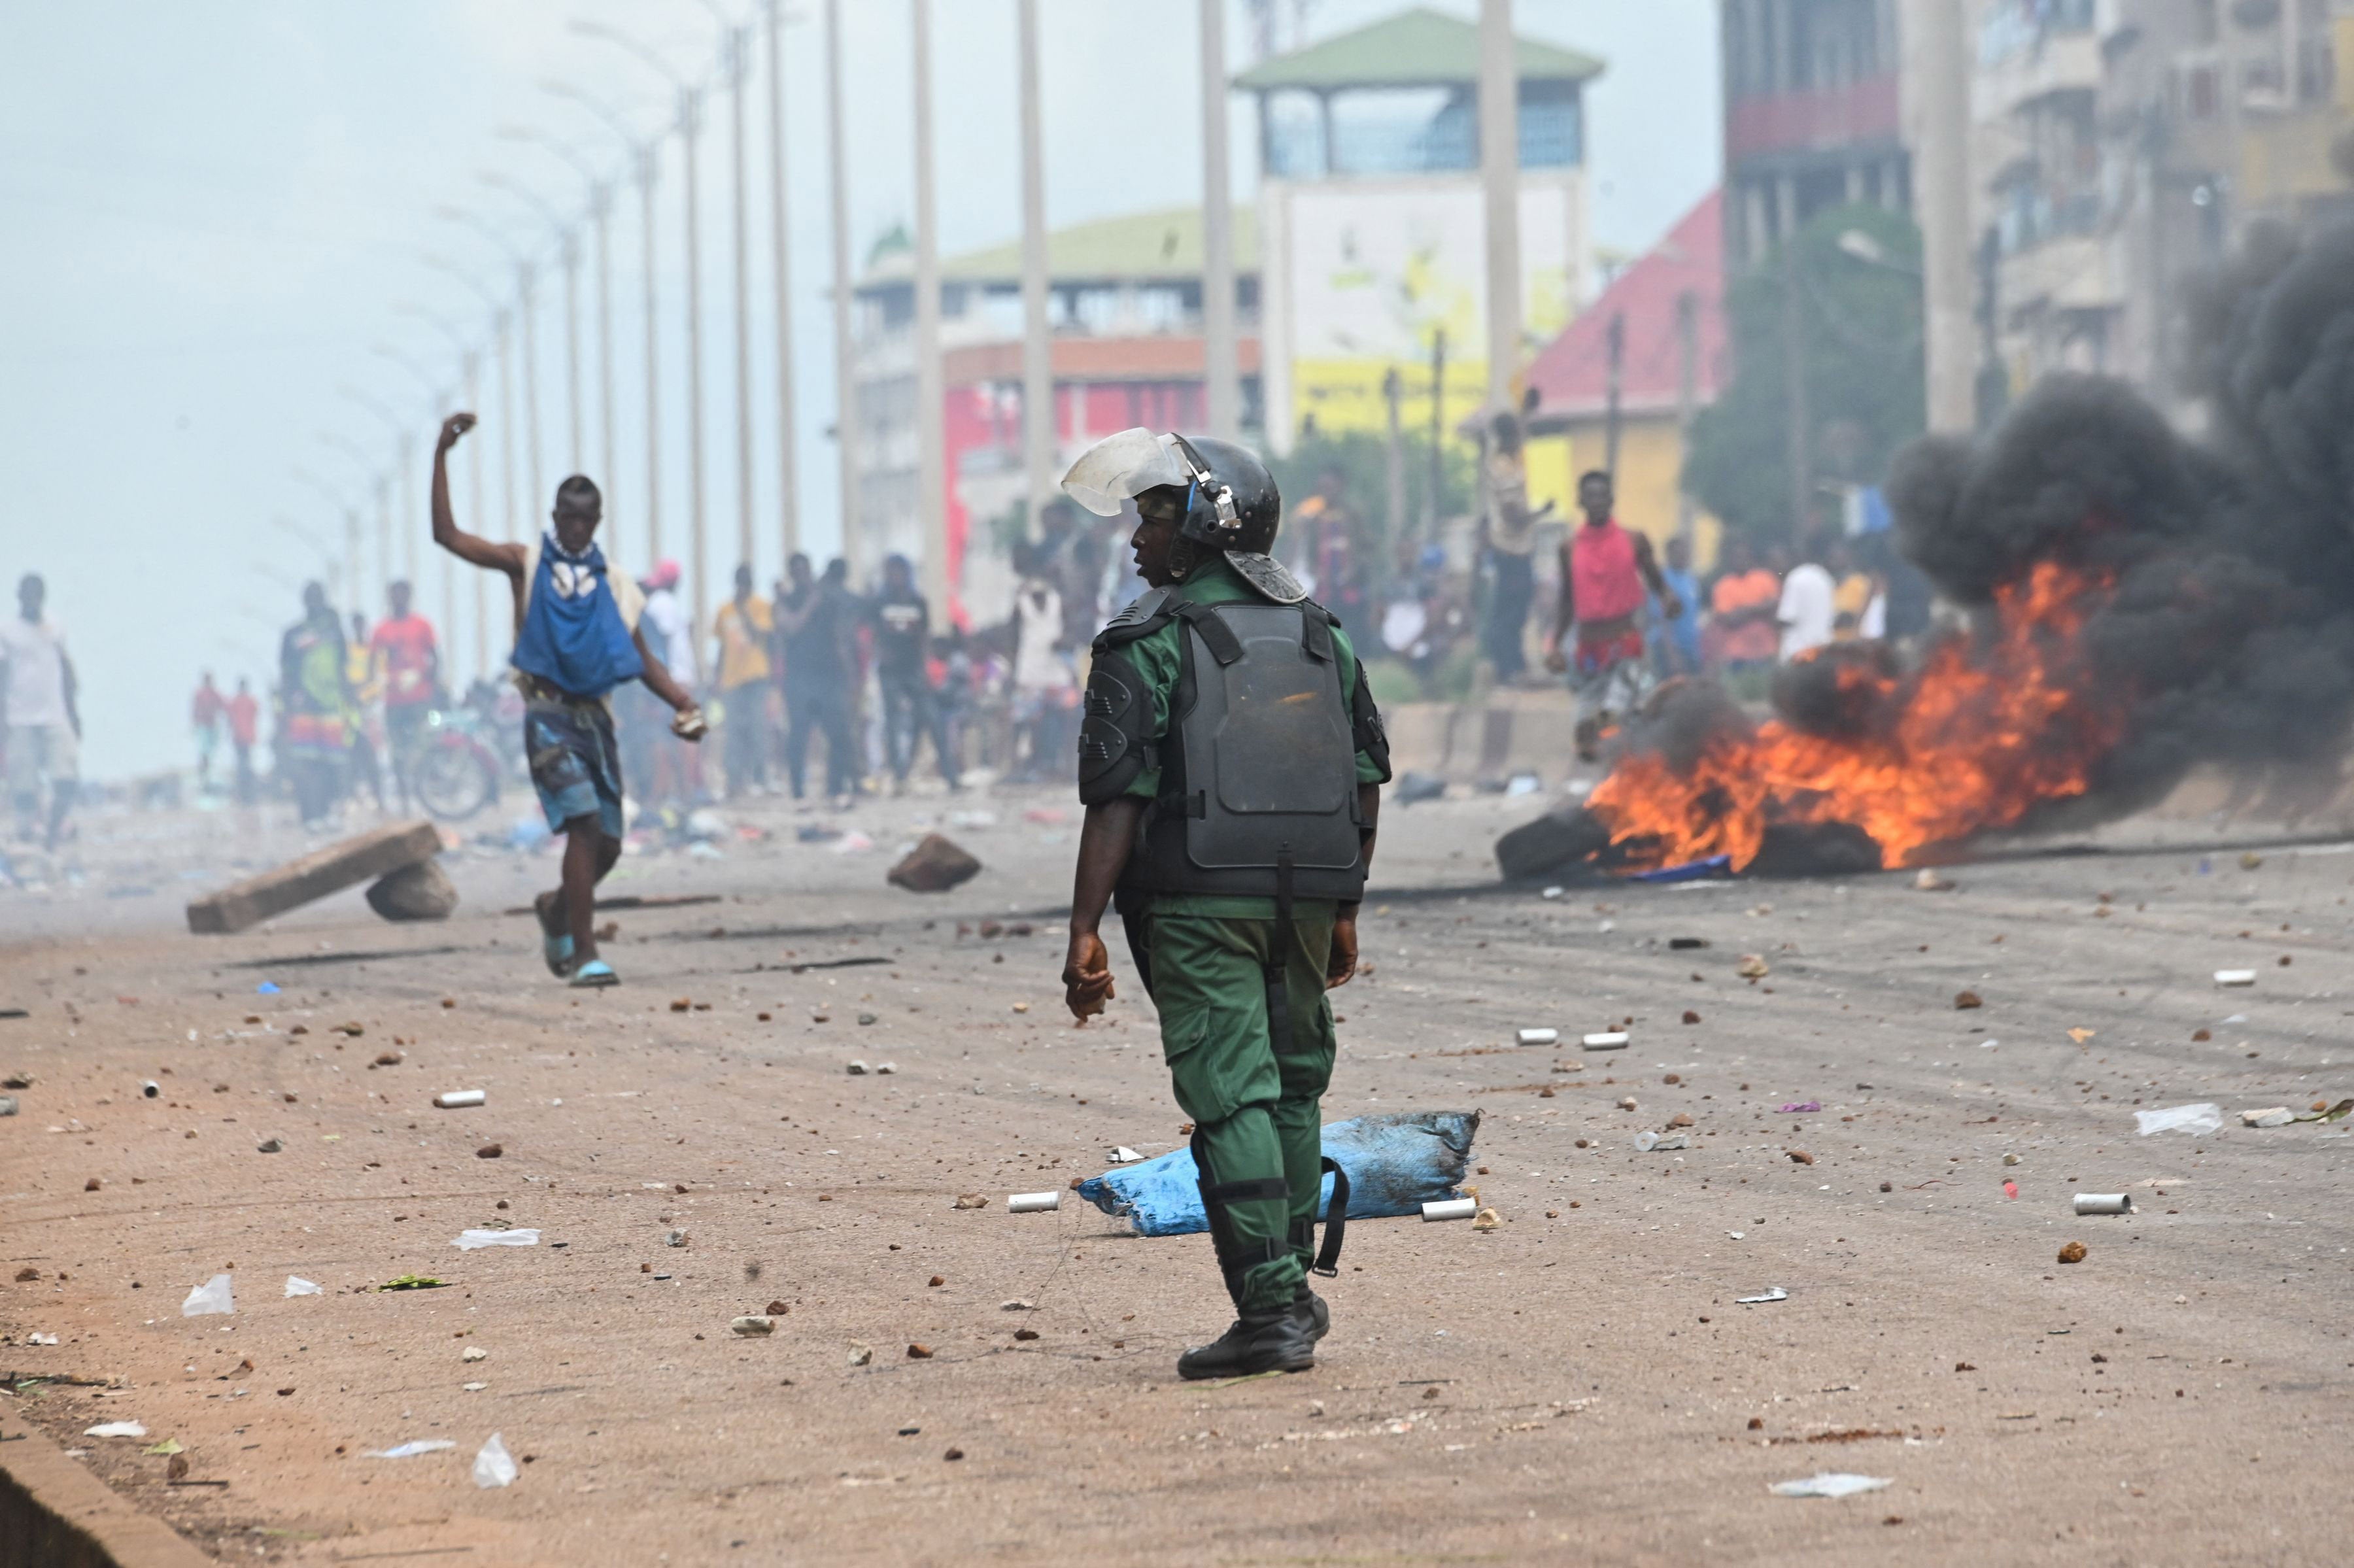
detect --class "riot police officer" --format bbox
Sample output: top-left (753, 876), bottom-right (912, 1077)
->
top-left (1058, 429), bottom-right (1389, 1380)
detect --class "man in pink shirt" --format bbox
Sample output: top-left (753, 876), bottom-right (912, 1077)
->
top-left (1543, 471), bottom-right (1681, 761)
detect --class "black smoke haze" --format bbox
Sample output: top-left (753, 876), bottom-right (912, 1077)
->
top-left (1885, 222), bottom-right (2354, 824)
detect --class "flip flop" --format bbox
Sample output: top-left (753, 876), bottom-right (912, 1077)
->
top-left (568, 959), bottom-right (619, 988)
top-left (536, 895), bottom-right (573, 978)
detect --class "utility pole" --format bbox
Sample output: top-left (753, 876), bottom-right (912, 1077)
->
top-left (396, 432), bottom-right (418, 590)
top-left (494, 313), bottom-right (517, 677)
top-left (1477, 0), bottom-right (1522, 418)
top-left (1382, 366), bottom-right (1406, 552)
top-left (1780, 239), bottom-right (1815, 538)
top-left (462, 352), bottom-right (483, 674)
top-left (912, 0), bottom-right (949, 615)
top-left (1200, 0), bottom-right (1239, 441)
top-left (638, 147), bottom-right (664, 564)
top-left (764, 0), bottom-right (801, 562)
top-left (1426, 328), bottom-right (1447, 537)
top-left (519, 263), bottom-right (543, 517)
top-left (1903, 0), bottom-right (1974, 435)
top-left (825, 0), bottom-right (861, 574)
top-left (1603, 311), bottom-right (1626, 481)
top-left (720, 20), bottom-right (755, 580)
top-left (560, 230), bottom-right (583, 471)
top-left (680, 84), bottom-right (711, 642)
top-left (374, 475), bottom-right (394, 611)
top-left (1017, 0), bottom-right (1055, 533)
top-left (1673, 290), bottom-right (1698, 549)
top-left (590, 182), bottom-right (615, 559)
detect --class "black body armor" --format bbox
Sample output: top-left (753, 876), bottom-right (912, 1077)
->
top-left (1083, 587), bottom-right (1369, 906)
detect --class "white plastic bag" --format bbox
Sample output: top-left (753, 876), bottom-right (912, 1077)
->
top-left (452, 1229), bottom-right (540, 1250)
top-left (284, 1276), bottom-right (322, 1297)
top-left (366, 1439), bottom-right (456, 1459)
top-left (180, 1273), bottom-right (234, 1316)
top-left (472, 1431), bottom-right (518, 1488)
top-left (2134, 1102), bottom-right (2223, 1136)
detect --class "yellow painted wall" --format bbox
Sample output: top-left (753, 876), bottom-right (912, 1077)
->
top-left (1535, 414), bottom-right (1721, 570)
top-left (1289, 356), bottom-right (1489, 443)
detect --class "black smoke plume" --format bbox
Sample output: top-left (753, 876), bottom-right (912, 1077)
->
top-left (1885, 222), bottom-right (2354, 823)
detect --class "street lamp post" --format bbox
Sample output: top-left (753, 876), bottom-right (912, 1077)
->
top-left (541, 81), bottom-right (662, 568)
top-left (1015, 0), bottom-right (1053, 535)
top-left (367, 339), bottom-right (464, 654)
top-left (825, 0), bottom-right (861, 574)
top-left (572, 19), bottom-right (711, 643)
top-left (290, 465), bottom-right (364, 613)
top-left (701, 1), bottom-right (757, 582)
top-left (312, 432), bottom-right (380, 609)
top-left (341, 384), bottom-right (418, 612)
top-left (497, 128), bottom-right (621, 562)
top-left (438, 208), bottom-right (543, 520)
top-left (762, 0), bottom-right (801, 562)
top-left (385, 314), bottom-right (481, 675)
top-left (913, 0), bottom-right (947, 614)
top-left (481, 172), bottom-right (584, 479)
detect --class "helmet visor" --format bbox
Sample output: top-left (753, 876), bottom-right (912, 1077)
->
top-left (1060, 428), bottom-right (1187, 517)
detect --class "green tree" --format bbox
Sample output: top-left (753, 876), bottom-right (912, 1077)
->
top-left (1264, 428), bottom-right (1476, 604)
top-left (1684, 203), bottom-right (1926, 543)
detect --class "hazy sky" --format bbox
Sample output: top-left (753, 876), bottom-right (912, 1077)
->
top-left (0, 0), bottom-right (1719, 778)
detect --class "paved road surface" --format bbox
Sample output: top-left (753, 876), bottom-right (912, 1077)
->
top-left (3, 787), bottom-right (2349, 1564)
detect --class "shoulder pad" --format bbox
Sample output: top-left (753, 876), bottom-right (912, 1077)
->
top-left (1223, 551), bottom-right (1307, 605)
top-left (1094, 587), bottom-right (1176, 647)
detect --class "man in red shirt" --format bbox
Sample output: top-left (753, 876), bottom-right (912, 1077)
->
top-left (1543, 471), bottom-right (1681, 761)
top-left (368, 581), bottom-right (439, 812)
top-left (226, 677), bottom-right (260, 804)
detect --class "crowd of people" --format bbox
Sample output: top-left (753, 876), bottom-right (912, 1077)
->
top-left (647, 523), bottom-right (1106, 809)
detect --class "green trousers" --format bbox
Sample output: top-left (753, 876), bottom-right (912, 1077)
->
top-left (1144, 902), bottom-right (1337, 1312)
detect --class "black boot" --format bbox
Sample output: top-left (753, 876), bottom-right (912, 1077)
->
top-left (1177, 1303), bottom-right (1316, 1380)
top-left (1187, 1130), bottom-right (1313, 1380)
top-left (1294, 1284), bottom-right (1330, 1341)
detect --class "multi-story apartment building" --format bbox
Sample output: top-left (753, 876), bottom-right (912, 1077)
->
top-left (1721, 0), bottom-right (1911, 271)
top-left (851, 208), bottom-right (1260, 619)
top-left (1973, 0), bottom-right (2354, 398)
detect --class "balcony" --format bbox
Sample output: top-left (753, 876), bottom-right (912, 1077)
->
top-left (1974, 10), bottom-right (2102, 124)
top-left (2001, 231), bottom-right (2121, 313)
top-left (1725, 73), bottom-right (1900, 165)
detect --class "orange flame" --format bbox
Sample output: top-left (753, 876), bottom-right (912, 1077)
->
top-left (1587, 561), bottom-right (2127, 871)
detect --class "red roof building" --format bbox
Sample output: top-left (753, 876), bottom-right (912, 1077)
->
top-left (1526, 188), bottom-right (1726, 422)
top-left (1519, 189), bottom-right (1728, 561)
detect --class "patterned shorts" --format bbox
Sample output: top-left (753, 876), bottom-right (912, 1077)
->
top-left (525, 698), bottom-right (624, 840)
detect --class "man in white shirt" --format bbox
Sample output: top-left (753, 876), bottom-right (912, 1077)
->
top-left (1776, 545), bottom-right (1837, 662)
top-left (0, 573), bottom-right (80, 849)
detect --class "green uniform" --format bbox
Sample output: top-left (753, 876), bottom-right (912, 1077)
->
top-left (1106, 556), bottom-right (1388, 1312)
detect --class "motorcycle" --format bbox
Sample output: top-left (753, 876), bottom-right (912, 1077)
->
top-left (411, 705), bottom-right (503, 822)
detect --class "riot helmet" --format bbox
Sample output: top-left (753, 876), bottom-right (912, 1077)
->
top-left (1061, 427), bottom-right (1303, 602)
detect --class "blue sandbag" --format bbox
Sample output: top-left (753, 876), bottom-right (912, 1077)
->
top-left (1076, 1110), bottom-right (1480, 1238)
